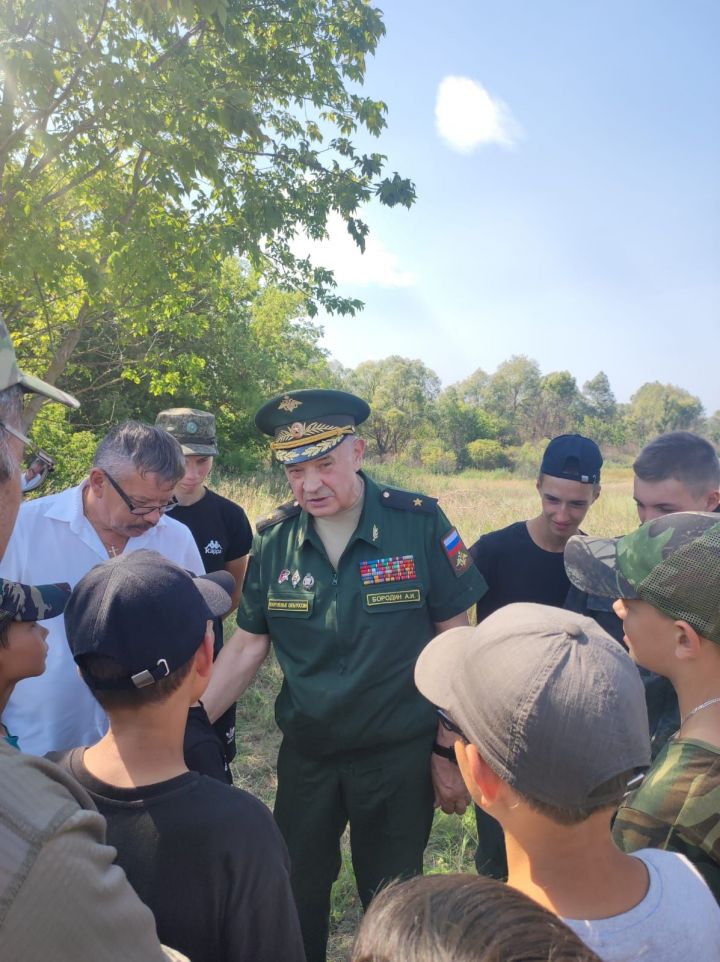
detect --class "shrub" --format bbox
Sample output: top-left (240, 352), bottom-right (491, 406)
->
top-left (466, 439), bottom-right (510, 471)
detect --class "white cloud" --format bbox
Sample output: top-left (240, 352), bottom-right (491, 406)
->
top-left (293, 211), bottom-right (415, 288)
top-left (435, 75), bottom-right (521, 153)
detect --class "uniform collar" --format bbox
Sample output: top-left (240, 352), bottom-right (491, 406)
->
top-left (296, 471), bottom-right (383, 552)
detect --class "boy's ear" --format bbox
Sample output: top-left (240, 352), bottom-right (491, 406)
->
top-left (674, 620), bottom-right (705, 662)
top-left (456, 742), bottom-right (503, 808)
top-left (194, 622), bottom-right (215, 679)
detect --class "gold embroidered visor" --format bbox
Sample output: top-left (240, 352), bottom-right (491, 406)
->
top-left (271, 420), bottom-right (356, 464)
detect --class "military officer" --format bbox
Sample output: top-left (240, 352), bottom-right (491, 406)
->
top-left (202, 389), bottom-right (487, 962)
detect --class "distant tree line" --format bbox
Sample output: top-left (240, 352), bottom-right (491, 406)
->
top-left (14, 269), bottom-right (718, 487)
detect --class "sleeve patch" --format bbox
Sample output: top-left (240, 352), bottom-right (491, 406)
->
top-left (442, 527), bottom-right (471, 577)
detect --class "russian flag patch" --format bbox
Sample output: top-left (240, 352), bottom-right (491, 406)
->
top-left (441, 528), bottom-right (471, 577)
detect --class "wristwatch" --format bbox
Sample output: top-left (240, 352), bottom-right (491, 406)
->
top-left (432, 741), bottom-right (458, 765)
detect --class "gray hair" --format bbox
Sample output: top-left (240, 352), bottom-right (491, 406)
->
top-left (94, 420), bottom-right (185, 484)
top-left (0, 384), bottom-right (24, 483)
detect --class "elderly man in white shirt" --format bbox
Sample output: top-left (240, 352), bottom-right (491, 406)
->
top-left (0, 420), bottom-right (203, 754)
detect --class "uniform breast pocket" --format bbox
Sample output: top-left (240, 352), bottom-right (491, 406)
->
top-left (266, 591), bottom-right (314, 619)
top-left (361, 582), bottom-right (425, 613)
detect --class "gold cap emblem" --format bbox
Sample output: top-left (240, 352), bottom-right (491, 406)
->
top-left (278, 395), bottom-right (302, 413)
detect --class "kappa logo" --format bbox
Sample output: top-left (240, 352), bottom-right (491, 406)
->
top-left (204, 539), bottom-right (222, 555)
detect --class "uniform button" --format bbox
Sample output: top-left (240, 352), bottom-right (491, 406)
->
top-left (382, 491), bottom-right (389, 498)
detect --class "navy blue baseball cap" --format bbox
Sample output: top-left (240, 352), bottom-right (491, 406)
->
top-left (65, 551), bottom-right (234, 690)
top-left (540, 434), bottom-right (602, 484)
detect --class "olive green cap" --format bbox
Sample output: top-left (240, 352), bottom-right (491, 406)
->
top-left (0, 320), bottom-right (79, 408)
top-left (255, 389), bottom-right (370, 465)
top-left (565, 511), bottom-right (720, 644)
top-left (155, 408), bottom-right (218, 456)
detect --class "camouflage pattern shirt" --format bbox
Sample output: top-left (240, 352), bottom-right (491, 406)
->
top-left (613, 736), bottom-right (720, 902)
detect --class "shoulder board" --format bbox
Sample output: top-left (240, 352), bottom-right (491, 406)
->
top-left (256, 500), bottom-right (302, 533)
top-left (378, 487), bottom-right (438, 514)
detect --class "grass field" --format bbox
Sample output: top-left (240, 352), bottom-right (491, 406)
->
top-left (217, 465), bottom-right (637, 962)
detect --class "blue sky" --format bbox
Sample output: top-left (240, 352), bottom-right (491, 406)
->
top-left (298, 1), bottom-right (720, 415)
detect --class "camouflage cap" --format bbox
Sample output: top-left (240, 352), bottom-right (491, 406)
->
top-left (255, 389), bottom-right (370, 465)
top-left (0, 578), bottom-right (71, 625)
top-left (0, 320), bottom-right (79, 408)
top-left (565, 512), bottom-right (720, 644)
top-left (155, 408), bottom-right (219, 456)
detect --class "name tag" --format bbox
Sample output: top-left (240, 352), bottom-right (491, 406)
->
top-left (268, 598), bottom-right (311, 613)
top-left (366, 588), bottom-right (422, 607)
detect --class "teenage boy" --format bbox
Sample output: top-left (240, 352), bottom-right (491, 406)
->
top-left (468, 433), bottom-right (601, 878)
top-left (0, 578), bottom-right (70, 749)
top-left (565, 511), bottom-right (720, 901)
top-left (415, 602), bottom-right (720, 961)
top-left (566, 432), bottom-right (720, 754)
top-left (55, 550), bottom-right (305, 962)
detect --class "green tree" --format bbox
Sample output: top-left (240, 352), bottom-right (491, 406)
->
top-left (627, 382), bottom-right (704, 443)
top-left (484, 355), bottom-right (541, 443)
top-left (582, 371), bottom-right (616, 420)
top-left (533, 370), bottom-right (581, 439)
top-left (343, 356), bottom-right (440, 456)
top-left (0, 0), bottom-right (415, 422)
top-left (434, 385), bottom-right (498, 469)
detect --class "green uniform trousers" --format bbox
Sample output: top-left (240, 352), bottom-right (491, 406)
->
top-left (274, 732), bottom-right (435, 962)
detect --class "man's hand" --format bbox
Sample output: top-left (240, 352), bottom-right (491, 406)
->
top-left (430, 719), bottom-right (470, 814)
top-left (431, 750), bottom-right (470, 815)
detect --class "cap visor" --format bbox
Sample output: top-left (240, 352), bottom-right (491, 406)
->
top-left (0, 579), bottom-right (71, 621)
top-left (274, 435), bottom-right (347, 465)
top-left (564, 536), bottom-right (638, 599)
top-left (19, 372), bottom-right (79, 409)
top-left (179, 442), bottom-right (219, 456)
top-left (194, 571), bottom-right (235, 617)
top-left (414, 626), bottom-right (479, 711)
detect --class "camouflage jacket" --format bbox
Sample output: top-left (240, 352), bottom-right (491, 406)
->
top-left (613, 737), bottom-right (720, 902)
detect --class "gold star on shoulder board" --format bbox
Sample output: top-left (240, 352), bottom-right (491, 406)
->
top-left (413, 498), bottom-right (423, 507)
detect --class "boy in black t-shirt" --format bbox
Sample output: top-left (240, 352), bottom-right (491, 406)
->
top-left (156, 407), bottom-right (253, 772)
top-left (469, 433), bottom-right (602, 879)
top-left (55, 551), bottom-right (305, 962)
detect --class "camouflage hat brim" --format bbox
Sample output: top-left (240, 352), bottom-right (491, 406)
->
top-left (564, 535), bottom-right (639, 600)
top-left (19, 371), bottom-right (79, 409)
top-left (178, 440), bottom-right (219, 456)
top-left (0, 578), bottom-right (72, 622)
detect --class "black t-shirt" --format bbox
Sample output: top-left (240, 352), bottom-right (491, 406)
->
top-left (171, 489), bottom-right (252, 763)
top-left (169, 488), bottom-right (252, 576)
top-left (470, 521), bottom-right (571, 622)
top-left (54, 748), bottom-right (305, 962)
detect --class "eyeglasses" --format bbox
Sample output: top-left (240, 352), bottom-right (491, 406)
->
top-left (0, 421), bottom-right (56, 493)
top-left (103, 471), bottom-right (178, 517)
top-left (437, 708), bottom-right (469, 744)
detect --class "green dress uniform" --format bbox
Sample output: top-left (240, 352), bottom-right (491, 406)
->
top-left (237, 471), bottom-right (486, 962)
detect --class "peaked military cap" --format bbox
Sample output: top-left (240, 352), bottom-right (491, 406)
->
top-left (0, 578), bottom-right (71, 627)
top-left (0, 320), bottom-right (79, 408)
top-left (256, 389), bottom-right (370, 465)
top-left (155, 407), bottom-right (219, 456)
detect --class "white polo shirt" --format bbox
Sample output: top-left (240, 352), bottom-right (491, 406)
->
top-left (0, 483), bottom-right (204, 755)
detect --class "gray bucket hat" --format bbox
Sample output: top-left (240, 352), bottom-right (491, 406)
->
top-left (155, 408), bottom-right (219, 456)
top-left (415, 602), bottom-right (650, 809)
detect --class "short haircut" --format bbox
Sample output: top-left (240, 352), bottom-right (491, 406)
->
top-left (0, 617), bottom-right (11, 648)
top-left (351, 873), bottom-right (602, 962)
top-left (0, 384), bottom-right (24, 483)
top-left (93, 420), bottom-right (186, 485)
top-left (517, 770), bottom-right (636, 826)
top-left (634, 432), bottom-right (720, 496)
top-left (77, 652), bottom-right (195, 711)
